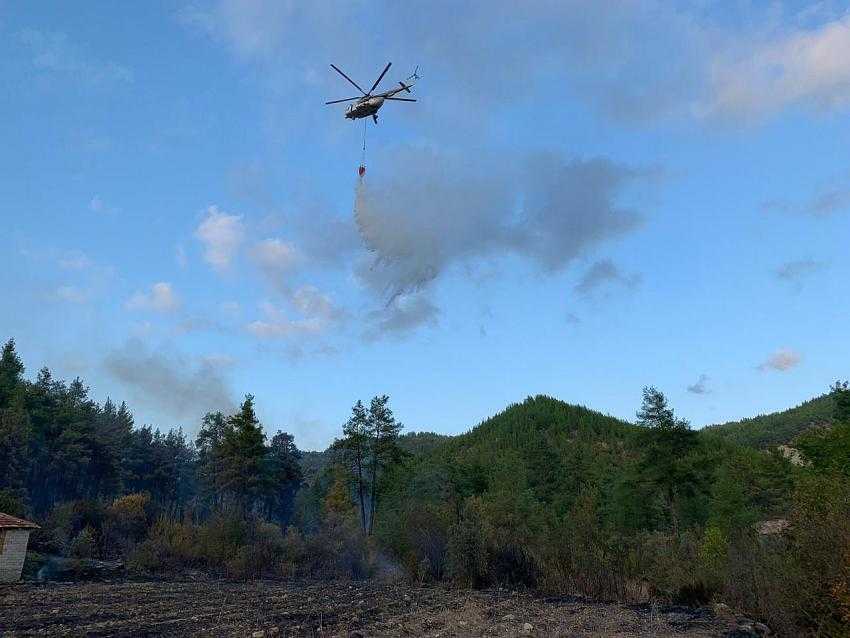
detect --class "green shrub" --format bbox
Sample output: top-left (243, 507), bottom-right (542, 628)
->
top-left (446, 498), bottom-right (491, 587)
top-left (224, 522), bottom-right (285, 579)
top-left (30, 500), bottom-right (107, 557)
top-left (103, 492), bottom-right (153, 557)
top-left (128, 515), bottom-right (199, 571)
top-left (196, 512), bottom-right (248, 568)
top-left (69, 526), bottom-right (97, 559)
top-left (0, 490), bottom-right (25, 517)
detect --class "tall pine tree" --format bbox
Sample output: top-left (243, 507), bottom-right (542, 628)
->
top-left (338, 400), bottom-right (370, 533)
top-left (367, 395), bottom-right (403, 535)
top-left (636, 386), bottom-right (698, 535)
top-left (217, 395), bottom-right (271, 512)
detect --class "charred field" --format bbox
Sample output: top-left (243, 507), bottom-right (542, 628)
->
top-left (0, 578), bottom-right (745, 637)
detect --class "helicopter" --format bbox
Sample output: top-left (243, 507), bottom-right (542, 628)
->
top-left (325, 62), bottom-right (419, 124)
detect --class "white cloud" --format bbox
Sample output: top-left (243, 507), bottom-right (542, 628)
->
top-left (246, 286), bottom-right (341, 339)
top-left (291, 285), bottom-right (337, 321)
top-left (125, 282), bottom-right (180, 313)
top-left (174, 317), bottom-right (225, 335)
top-left (18, 28), bottom-right (132, 85)
top-left (758, 348), bottom-right (802, 372)
top-left (220, 300), bottom-right (241, 316)
top-left (53, 285), bottom-right (89, 304)
top-left (179, 0), bottom-right (301, 59)
top-left (574, 259), bottom-right (641, 298)
top-left (185, 3), bottom-right (850, 127)
top-left (705, 15), bottom-right (850, 120)
top-left (764, 179), bottom-right (850, 218)
top-left (364, 292), bottom-right (439, 341)
top-left (89, 195), bottom-right (111, 214)
top-left (774, 259), bottom-right (826, 290)
top-left (104, 340), bottom-right (235, 423)
top-left (58, 250), bottom-right (92, 270)
top-left (175, 244), bottom-right (188, 268)
top-left (195, 205), bottom-right (245, 272)
top-left (253, 238), bottom-right (298, 292)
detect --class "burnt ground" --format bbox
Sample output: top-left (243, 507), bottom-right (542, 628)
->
top-left (0, 579), bottom-right (752, 637)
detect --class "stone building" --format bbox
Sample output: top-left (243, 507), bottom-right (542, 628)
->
top-left (0, 512), bottom-right (40, 582)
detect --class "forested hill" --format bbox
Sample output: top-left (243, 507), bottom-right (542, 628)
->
top-left (437, 394), bottom-right (634, 458)
top-left (703, 392), bottom-right (834, 449)
top-left (423, 395), bottom-right (638, 505)
top-left (376, 395), bottom-right (639, 528)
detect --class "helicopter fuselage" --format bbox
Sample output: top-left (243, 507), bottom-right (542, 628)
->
top-left (345, 96), bottom-right (385, 120)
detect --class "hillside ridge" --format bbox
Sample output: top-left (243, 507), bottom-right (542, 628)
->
top-left (704, 392), bottom-right (834, 448)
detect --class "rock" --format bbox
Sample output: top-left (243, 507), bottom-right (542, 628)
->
top-left (251, 631), bottom-right (265, 638)
top-left (502, 614), bottom-right (515, 621)
top-left (268, 629), bottom-right (280, 637)
top-left (731, 622), bottom-right (760, 636)
top-left (458, 621), bottom-right (467, 627)
top-left (713, 602), bottom-right (736, 623)
top-left (754, 622), bottom-right (770, 635)
top-left (756, 519), bottom-right (790, 535)
top-left (777, 445), bottom-right (808, 467)
top-left (403, 594), bottom-right (411, 601)
top-left (522, 622), bottom-right (533, 633)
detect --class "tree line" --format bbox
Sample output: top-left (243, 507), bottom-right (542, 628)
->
top-left (0, 339), bottom-right (302, 524)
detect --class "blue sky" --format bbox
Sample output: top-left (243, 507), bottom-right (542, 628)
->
top-left (3, 1), bottom-right (850, 449)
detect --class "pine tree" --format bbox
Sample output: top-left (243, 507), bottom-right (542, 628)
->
top-left (0, 339), bottom-right (24, 408)
top-left (195, 411), bottom-right (227, 504)
top-left (89, 398), bottom-right (125, 499)
top-left (267, 431), bottom-right (303, 524)
top-left (338, 400), bottom-right (370, 533)
top-left (636, 386), bottom-right (698, 535)
top-left (217, 395), bottom-right (271, 511)
top-left (831, 380), bottom-right (850, 423)
top-left (366, 395), bottom-right (403, 535)
top-left (0, 339), bottom-right (29, 508)
top-left (0, 406), bottom-right (30, 508)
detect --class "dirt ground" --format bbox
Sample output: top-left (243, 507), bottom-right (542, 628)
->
top-left (0, 579), bottom-right (756, 637)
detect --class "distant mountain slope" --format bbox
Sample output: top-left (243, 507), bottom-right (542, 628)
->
top-left (703, 393), bottom-right (834, 449)
top-left (444, 394), bottom-right (634, 449)
top-left (416, 395), bottom-right (638, 507)
top-left (397, 431), bottom-right (452, 455)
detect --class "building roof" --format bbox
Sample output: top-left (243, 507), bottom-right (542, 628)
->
top-left (0, 512), bottom-right (40, 530)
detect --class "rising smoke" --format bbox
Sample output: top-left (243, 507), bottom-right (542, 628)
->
top-left (352, 147), bottom-right (647, 304)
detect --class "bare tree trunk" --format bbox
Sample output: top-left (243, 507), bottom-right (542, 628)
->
top-left (355, 450), bottom-right (367, 535)
top-left (367, 454), bottom-right (377, 535)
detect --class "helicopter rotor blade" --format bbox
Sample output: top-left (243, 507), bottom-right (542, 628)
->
top-left (369, 62), bottom-right (392, 94)
top-left (330, 64), bottom-right (367, 95)
top-left (384, 97), bottom-right (417, 102)
top-left (325, 97), bottom-right (361, 105)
